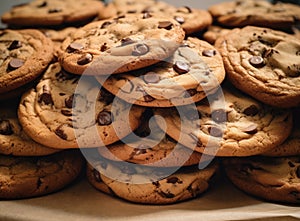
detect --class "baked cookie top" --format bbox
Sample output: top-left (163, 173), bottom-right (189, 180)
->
top-left (223, 156), bottom-right (300, 204)
top-left (1, 0), bottom-right (104, 27)
top-left (154, 86), bottom-right (293, 157)
top-left (96, 37), bottom-right (225, 107)
top-left (59, 14), bottom-right (185, 75)
top-left (18, 62), bottom-right (145, 149)
top-left (208, 0), bottom-right (300, 30)
top-left (215, 26), bottom-right (300, 108)
top-left (0, 100), bottom-right (59, 156)
top-left (109, 0), bottom-right (212, 35)
top-left (0, 29), bottom-right (53, 94)
top-left (0, 150), bottom-right (84, 199)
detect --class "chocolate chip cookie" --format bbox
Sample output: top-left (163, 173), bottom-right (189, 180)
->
top-left (224, 156), bottom-right (300, 204)
top-left (109, 0), bottom-right (212, 35)
top-left (202, 25), bottom-right (231, 45)
top-left (96, 37), bottom-right (225, 107)
top-left (87, 159), bottom-right (218, 204)
top-left (154, 85), bottom-right (293, 157)
top-left (59, 14), bottom-right (185, 75)
top-left (0, 100), bottom-right (59, 156)
top-left (1, 0), bottom-right (104, 27)
top-left (0, 150), bottom-right (84, 199)
top-left (208, 0), bottom-right (300, 30)
top-left (215, 26), bottom-right (300, 108)
top-left (18, 62), bottom-right (145, 149)
top-left (0, 29), bottom-right (53, 95)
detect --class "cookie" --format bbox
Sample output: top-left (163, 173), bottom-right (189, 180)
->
top-left (109, 0), bottom-right (212, 35)
top-left (208, 0), bottom-right (300, 30)
top-left (59, 13), bottom-right (185, 75)
top-left (87, 159), bottom-right (218, 204)
top-left (154, 85), bottom-right (293, 157)
top-left (1, 0), bottom-right (104, 27)
top-left (0, 29), bottom-right (53, 95)
top-left (18, 62), bottom-right (145, 149)
top-left (215, 26), bottom-right (300, 108)
top-left (96, 37), bottom-right (225, 107)
top-left (202, 25), bottom-right (231, 45)
top-left (0, 100), bottom-right (59, 156)
top-left (0, 150), bottom-right (84, 199)
top-left (223, 156), bottom-right (300, 204)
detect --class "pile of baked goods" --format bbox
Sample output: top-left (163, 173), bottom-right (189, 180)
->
top-left (0, 0), bottom-right (299, 205)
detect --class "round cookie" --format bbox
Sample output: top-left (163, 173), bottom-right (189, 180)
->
top-left (202, 25), bottom-right (231, 45)
top-left (1, 0), bottom-right (104, 27)
top-left (59, 13), bottom-right (185, 75)
top-left (87, 159), bottom-right (218, 204)
top-left (0, 100), bottom-right (59, 156)
top-left (215, 26), bottom-right (300, 108)
top-left (208, 0), bottom-right (300, 30)
top-left (0, 150), bottom-right (84, 199)
top-left (0, 29), bottom-right (53, 94)
top-left (18, 62), bottom-right (145, 149)
top-left (96, 37), bottom-right (225, 107)
top-left (154, 85), bottom-right (293, 157)
top-left (223, 156), bottom-right (300, 204)
top-left (109, 0), bottom-right (212, 35)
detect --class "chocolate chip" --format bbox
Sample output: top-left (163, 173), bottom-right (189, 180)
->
top-left (48, 8), bottom-right (62, 13)
top-left (65, 95), bottom-right (74, 108)
top-left (202, 50), bottom-right (217, 57)
top-left (296, 167), bottom-right (300, 179)
top-left (173, 61), bottom-right (190, 74)
top-left (212, 109), bottom-right (227, 123)
top-left (144, 94), bottom-right (155, 102)
top-left (152, 181), bottom-right (160, 187)
top-left (184, 89), bottom-right (197, 98)
top-left (101, 21), bottom-right (113, 29)
top-left (143, 72), bottom-right (160, 84)
top-left (97, 111), bottom-right (113, 126)
top-left (67, 42), bottom-right (84, 53)
top-left (167, 177), bottom-right (182, 184)
top-left (177, 6), bottom-right (192, 13)
top-left (8, 40), bottom-right (22, 50)
top-left (98, 89), bottom-right (114, 104)
top-left (0, 120), bottom-right (13, 135)
top-left (127, 10), bottom-right (137, 13)
top-left (37, 1), bottom-right (47, 7)
top-left (121, 38), bottom-right (136, 46)
top-left (185, 109), bottom-right (201, 121)
top-left (132, 44), bottom-right (149, 56)
top-left (249, 56), bottom-right (265, 68)
top-left (55, 126), bottom-right (67, 140)
top-left (100, 43), bottom-right (108, 52)
top-left (243, 105), bottom-right (259, 116)
top-left (159, 191), bottom-right (175, 198)
top-left (61, 109), bottom-right (72, 117)
top-left (77, 53), bottom-right (93, 65)
top-left (38, 85), bottom-right (53, 105)
top-left (208, 126), bottom-right (223, 137)
top-left (174, 16), bottom-right (185, 24)
top-left (8, 58), bottom-right (24, 70)
top-left (158, 21), bottom-right (173, 30)
top-left (93, 169), bottom-right (102, 182)
top-left (242, 123), bottom-right (258, 134)
top-left (143, 12), bottom-right (152, 19)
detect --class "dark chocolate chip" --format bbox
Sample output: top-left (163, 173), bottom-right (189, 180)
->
top-left (127, 10), bottom-right (137, 13)
top-left (121, 37), bottom-right (136, 46)
top-left (37, 1), bottom-right (47, 7)
top-left (98, 89), bottom-right (115, 104)
top-left (158, 21), bottom-right (173, 30)
top-left (93, 169), bottom-right (102, 182)
top-left (202, 50), bottom-right (217, 57)
top-left (55, 126), bottom-right (67, 140)
top-left (143, 72), bottom-right (160, 84)
top-left (48, 8), bottom-right (62, 13)
top-left (288, 161), bottom-right (295, 167)
top-left (208, 126), bottom-right (223, 137)
top-left (67, 42), bottom-right (84, 53)
top-left (65, 95), bottom-right (74, 108)
top-left (8, 58), bottom-right (24, 70)
top-left (8, 40), bottom-right (22, 50)
top-left (61, 109), bottom-right (72, 117)
top-left (159, 191), bottom-right (175, 198)
top-left (296, 166), bottom-right (300, 179)
top-left (243, 105), bottom-right (259, 116)
top-left (173, 61), bottom-right (190, 74)
top-left (212, 109), bottom-right (227, 123)
top-left (152, 181), bottom-right (160, 187)
top-left (38, 85), bottom-right (53, 105)
top-left (77, 53), bottom-right (93, 65)
top-left (242, 124), bottom-right (258, 134)
top-left (167, 177), bottom-right (182, 184)
top-left (174, 16), bottom-right (185, 24)
top-left (97, 111), bottom-right (113, 126)
top-left (132, 44), bottom-right (149, 56)
top-left (143, 12), bottom-right (152, 19)
top-left (101, 21), bottom-right (113, 29)
top-left (0, 120), bottom-right (13, 135)
top-left (184, 89), bottom-right (197, 98)
top-left (249, 56), bottom-right (265, 68)
top-left (100, 43), bottom-right (108, 52)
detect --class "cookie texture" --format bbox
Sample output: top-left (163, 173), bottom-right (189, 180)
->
top-left (0, 150), bottom-right (84, 199)
top-left (18, 62), bottom-right (145, 149)
top-left (87, 159), bottom-right (218, 204)
top-left (224, 156), bottom-right (300, 204)
top-left (59, 14), bottom-right (185, 75)
top-left (215, 26), bottom-right (300, 108)
top-left (154, 86), bottom-right (293, 157)
top-left (0, 29), bottom-right (53, 94)
top-left (202, 25), bottom-right (231, 45)
top-left (1, 0), bottom-right (104, 27)
top-left (208, 0), bottom-right (300, 30)
top-left (96, 37), bottom-right (225, 107)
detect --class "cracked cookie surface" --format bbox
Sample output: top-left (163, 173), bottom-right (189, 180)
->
top-left (215, 26), bottom-right (300, 108)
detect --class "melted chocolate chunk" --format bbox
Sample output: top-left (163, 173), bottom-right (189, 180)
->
top-left (8, 40), bottom-right (22, 50)
top-left (97, 111), bottom-right (113, 126)
top-left (158, 21), bottom-right (173, 30)
top-left (77, 53), bottom-right (93, 65)
top-left (67, 42), bottom-right (84, 53)
top-left (143, 72), bottom-right (160, 84)
top-left (243, 105), bottom-right (259, 116)
top-left (38, 85), bottom-right (53, 105)
top-left (93, 169), bottom-right (102, 182)
top-left (8, 58), bottom-right (24, 70)
top-left (202, 50), bottom-right (217, 57)
top-left (55, 126), bottom-right (68, 140)
top-left (249, 56), bottom-right (265, 68)
top-left (212, 109), bottom-right (227, 123)
top-left (174, 16), bottom-right (185, 24)
top-left (173, 61), bottom-right (190, 74)
top-left (208, 126), bottom-right (223, 137)
top-left (0, 120), bottom-right (13, 135)
top-left (132, 44), bottom-right (149, 56)
top-left (48, 8), bottom-right (62, 13)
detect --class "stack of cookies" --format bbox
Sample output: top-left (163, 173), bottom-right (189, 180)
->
top-left (0, 0), bottom-right (300, 205)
